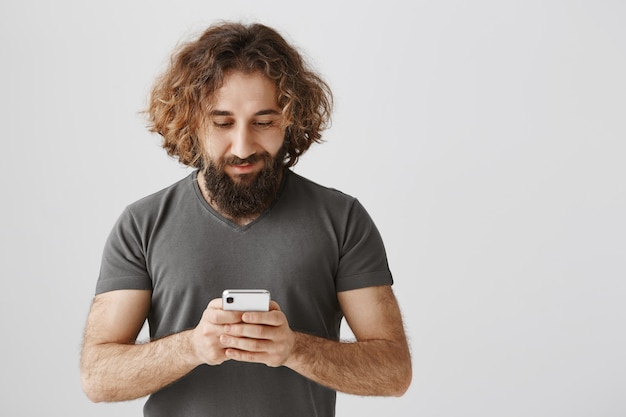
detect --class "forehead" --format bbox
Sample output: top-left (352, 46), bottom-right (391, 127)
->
top-left (211, 71), bottom-right (280, 112)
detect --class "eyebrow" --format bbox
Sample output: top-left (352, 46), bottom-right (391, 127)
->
top-left (210, 109), bottom-right (281, 117)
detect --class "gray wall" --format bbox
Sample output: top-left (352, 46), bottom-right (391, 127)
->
top-left (1, 0), bottom-right (624, 415)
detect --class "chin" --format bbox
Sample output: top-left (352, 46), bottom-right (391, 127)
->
top-left (229, 172), bottom-right (258, 184)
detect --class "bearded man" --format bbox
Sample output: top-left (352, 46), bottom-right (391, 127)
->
top-left (80, 21), bottom-right (411, 417)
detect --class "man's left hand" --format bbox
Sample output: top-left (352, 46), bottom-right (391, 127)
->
top-left (219, 300), bottom-right (295, 367)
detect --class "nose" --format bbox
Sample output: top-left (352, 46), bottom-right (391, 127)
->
top-left (230, 125), bottom-right (256, 159)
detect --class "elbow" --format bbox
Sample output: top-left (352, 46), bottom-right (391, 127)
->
top-left (392, 365), bottom-right (412, 397)
top-left (387, 350), bottom-right (412, 397)
top-left (81, 364), bottom-right (114, 403)
top-left (84, 391), bottom-right (106, 404)
top-left (81, 370), bottom-right (107, 403)
top-left (81, 376), bottom-right (103, 403)
top-left (80, 346), bottom-right (117, 403)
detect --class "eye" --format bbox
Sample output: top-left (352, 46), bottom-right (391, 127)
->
top-left (254, 121), bottom-right (275, 129)
top-left (212, 120), bottom-right (233, 129)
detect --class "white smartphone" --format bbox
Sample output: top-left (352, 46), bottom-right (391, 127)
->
top-left (222, 289), bottom-right (271, 312)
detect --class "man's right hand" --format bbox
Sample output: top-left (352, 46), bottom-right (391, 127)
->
top-left (191, 298), bottom-right (245, 365)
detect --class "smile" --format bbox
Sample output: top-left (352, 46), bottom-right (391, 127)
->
top-left (229, 163), bottom-right (258, 175)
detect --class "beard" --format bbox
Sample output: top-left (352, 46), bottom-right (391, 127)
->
top-left (202, 149), bottom-right (286, 220)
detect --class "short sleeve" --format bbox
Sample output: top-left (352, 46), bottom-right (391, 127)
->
top-left (95, 207), bottom-right (153, 294)
top-left (335, 200), bottom-right (393, 292)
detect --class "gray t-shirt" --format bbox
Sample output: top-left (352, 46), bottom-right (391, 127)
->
top-left (97, 169), bottom-right (393, 417)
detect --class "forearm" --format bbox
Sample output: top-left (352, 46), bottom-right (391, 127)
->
top-left (80, 329), bottom-right (199, 402)
top-left (285, 332), bottom-right (412, 397)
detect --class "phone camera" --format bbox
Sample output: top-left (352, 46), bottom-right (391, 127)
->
top-left (226, 297), bottom-right (234, 304)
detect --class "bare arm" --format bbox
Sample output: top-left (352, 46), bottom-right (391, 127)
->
top-left (287, 285), bottom-right (412, 396)
top-left (80, 290), bottom-right (243, 402)
top-left (222, 285), bottom-right (412, 396)
top-left (80, 290), bottom-right (194, 402)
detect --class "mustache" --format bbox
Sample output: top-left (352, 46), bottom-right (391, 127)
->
top-left (213, 145), bottom-right (287, 169)
top-left (223, 154), bottom-right (263, 165)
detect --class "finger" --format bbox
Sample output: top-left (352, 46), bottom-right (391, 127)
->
top-left (223, 346), bottom-right (286, 368)
top-left (208, 298), bottom-right (223, 309)
top-left (220, 333), bottom-right (270, 352)
top-left (204, 308), bottom-right (244, 325)
top-left (241, 310), bottom-right (285, 326)
top-left (224, 348), bottom-right (268, 364)
top-left (269, 300), bottom-right (281, 311)
top-left (224, 323), bottom-right (271, 340)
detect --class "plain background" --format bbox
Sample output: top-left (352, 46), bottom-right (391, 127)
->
top-left (1, 0), bottom-right (625, 416)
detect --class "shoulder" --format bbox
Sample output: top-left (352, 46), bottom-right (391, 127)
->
top-left (280, 170), bottom-right (375, 228)
top-left (108, 172), bottom-right (197, 237)
top-left (284, 170), bottom-right (356, 207)
top-left (126, 172), bottom-right (196, 216)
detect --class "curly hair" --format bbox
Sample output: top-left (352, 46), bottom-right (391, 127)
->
top-left (145, 22), bottom-right (333, 168)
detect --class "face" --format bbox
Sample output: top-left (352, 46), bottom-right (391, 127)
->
top-left (203, 71), bottom-right (286, 180)
top-left (200, 71), bottom-right (287, 219)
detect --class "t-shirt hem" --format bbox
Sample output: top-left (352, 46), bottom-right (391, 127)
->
top-left (95, 276), bottom-right (153, 295)
top-left (335, 270), bottom-right (393, 292)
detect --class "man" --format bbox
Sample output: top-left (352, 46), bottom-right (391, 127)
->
top-left (80, 22), bottom-right (411, 416)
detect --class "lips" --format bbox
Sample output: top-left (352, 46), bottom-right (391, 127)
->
top-left (229, 163), bottom-right (257, 174)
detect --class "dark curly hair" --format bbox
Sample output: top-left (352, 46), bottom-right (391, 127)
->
top-left (146, 22), bottom-right (333, 168)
